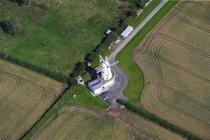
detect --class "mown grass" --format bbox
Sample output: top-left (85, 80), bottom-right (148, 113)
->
top-left (0, 0), bottom-right (120, 76)
top-left (61, 85), bottom-right (108, 108)
top-left (117, 0), bottom-right (179, 104)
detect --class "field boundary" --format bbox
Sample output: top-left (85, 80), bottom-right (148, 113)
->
top-left (21, 102), bottom-right (106, 140)
top-left (19, 84), bottom-right (69, 140)
top-left (19, 84), bottom-right (109, 140)
top-left (0, 53), bottom-right (68, 82)
top-left (0, 60), bottom-right (66, 140)
top-left (117, 99), bottom-right (203, 140)
top-left (0, 68), bottom-right (46, 140)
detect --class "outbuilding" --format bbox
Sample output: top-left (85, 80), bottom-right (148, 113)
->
top-left (105, 29), bottom-right (112, 35)
top-left (120, 25), bottom-right (133, 39)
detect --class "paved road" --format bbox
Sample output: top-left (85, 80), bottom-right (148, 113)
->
top-left (109, 0), bottom-right (168, 62)
top-left (104, 0), bottom-right (168, 109)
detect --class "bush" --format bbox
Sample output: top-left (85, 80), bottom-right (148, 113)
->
top-left (115, 23), bottom-right (128, 35)
top-left (104, 32), bottom-right (118, 45)
top-left (95, 44), bottom-right (105, 53)
top-left (71, 62), bottom-right (86, 78)
top-left (16, 0), bottom-right (27, 6)
top-left (86, 52), bottom-right (98, 63)
top-left (138, 0), bottom-right (149, 9)
top-left (122, 0), bottom-right (149, 9)
top-left (0, 52), bottom-right (68, 82)
top-left (119, 2), bottom-right (137, 17)
top-left (0, 20), bottom-right (16, 36)
top-left (96, 30), bottom-right (120, 52)
top-left (69, 76), bottom-right (77, 86)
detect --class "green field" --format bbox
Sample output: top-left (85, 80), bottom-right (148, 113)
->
top-left (0, 0), bottom-right (120, 76)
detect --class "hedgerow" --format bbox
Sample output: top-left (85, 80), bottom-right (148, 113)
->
top-left (117, 99), bottom-right (203, 140)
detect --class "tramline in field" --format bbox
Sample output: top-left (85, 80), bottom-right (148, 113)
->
top-left (134, 1), bottom-right (210, 139)
top-left (0, 60), bottom-right (65, 140)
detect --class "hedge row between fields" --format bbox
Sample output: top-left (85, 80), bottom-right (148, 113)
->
top-left (0, 52), bottom-right (68, 82)
top-left (117, 99), bottom-right (203, 140)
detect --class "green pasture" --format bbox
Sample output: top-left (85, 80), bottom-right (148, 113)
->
top-left (0, 0), bottom-right (120, 76)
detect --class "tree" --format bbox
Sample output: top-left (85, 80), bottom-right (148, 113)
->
top-left (0, 20), bottom-right (16, 36)
top-left (86, 52), bottom-right (98, 63)
top-left (16, 0), bottom-right (27, 6)
top-left (72, 62), bottom-right (86, 77)
top-left (138, 0), bottom-right (149, 9)
top-left (119, 2), bottom-right (137, 17)
top-left (10, 0), bottom-right (30, 6)
top-left (121, 0), bottom-right (149, 9)
top-left (96, 42), bottom-right (108, 53)
top-left (26, 0), bottom-right (31, 6)
top-left (69, 76), bottom-right (77, 86)
top-left (104, 32), bottom-right (118, 46)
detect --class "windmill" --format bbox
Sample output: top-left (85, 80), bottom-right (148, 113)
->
top-left (87, 55), bottom-right (117, 96)
top-left (97, 55), bottom-right (118, 81)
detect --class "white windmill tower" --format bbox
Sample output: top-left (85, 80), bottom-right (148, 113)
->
top-left (88, 55), bottom-right (117, 96)
top-left (98, 55), bottom-right (117, 89)
top-left (99, 55), bottom-right (113, 81)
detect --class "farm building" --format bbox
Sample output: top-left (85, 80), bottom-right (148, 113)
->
top-left (120, 26), bottom-right (133, 39)
top-left (88, 56), bottom-right (115, 96)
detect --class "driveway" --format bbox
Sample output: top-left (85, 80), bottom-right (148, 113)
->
top-left (103, 0), bottom-right (168, 109)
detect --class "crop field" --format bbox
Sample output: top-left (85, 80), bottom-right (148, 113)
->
top-left (133, 1), bottom-right (210, 139)
top-left (31, 105), bottom-right (153, 140)
top-left (0, 59), bottom-right (65, 140)
top-left (0, 0), bottom-right (120, 76)
top-left (31, 105), bottom-right (185, 140)
top-left (119, 110), bottom-right (185, 140)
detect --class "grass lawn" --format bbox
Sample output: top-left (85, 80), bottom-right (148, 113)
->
top-left (0, 0), bottom-right (120, 76)
top-left (117, 0), bottom-right (179, 104)
top-left (61, 85), bottom-right (108, 108)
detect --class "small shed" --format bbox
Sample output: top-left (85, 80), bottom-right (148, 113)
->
top-left (106, 29), bottom-right (112, 35)
top-left (120, 26), bottom-right (133, 39)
